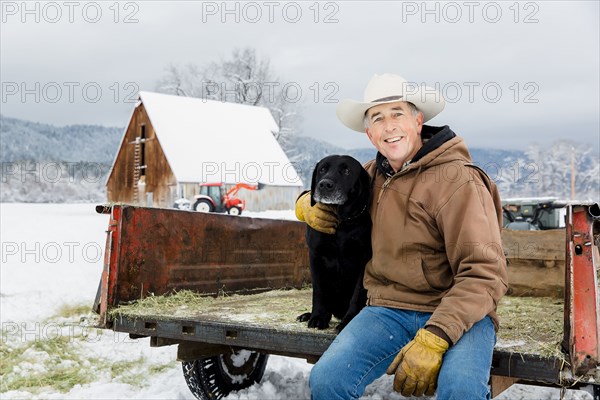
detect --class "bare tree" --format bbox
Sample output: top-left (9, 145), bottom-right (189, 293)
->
top-left (157, 48), bottom-right (302, 145)
top-left (524, 140), bottom-right (599, 200)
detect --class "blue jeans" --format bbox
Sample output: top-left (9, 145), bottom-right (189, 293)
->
top-left (309, 306), bottom-right (496, 400)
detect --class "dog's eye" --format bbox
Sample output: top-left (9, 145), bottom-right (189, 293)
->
top-left (319, 166), bottom-right (327, 174)
top-left (343, 168), bottom-right (350, 176)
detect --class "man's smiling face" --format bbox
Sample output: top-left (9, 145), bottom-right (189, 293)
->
top-left (365, 101), bottom-right (424, 172)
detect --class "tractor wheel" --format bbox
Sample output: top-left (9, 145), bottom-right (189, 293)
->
top-left (227, 206), bottom-right (242, 216)
top-left (194, 199), bottom-right (214, 213)
top-left (181, 350), bottom-right (269, 400)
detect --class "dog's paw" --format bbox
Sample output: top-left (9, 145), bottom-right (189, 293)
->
top-left (297, 312), bottom-right (312, 322)
top-left (307, 315), bottom-right (331, 330)
top-left (297, 312), bottom-right (331, 329)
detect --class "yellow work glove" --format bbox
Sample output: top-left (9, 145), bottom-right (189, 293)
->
top-left (386, 328), bottom-right (450, 397)
top-left (295, 192), bottom-right (338, 235)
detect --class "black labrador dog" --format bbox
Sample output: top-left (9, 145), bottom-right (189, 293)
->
top-left (297, 155), bottom-right (372, 333)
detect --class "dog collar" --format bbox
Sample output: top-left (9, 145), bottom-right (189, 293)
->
top-left (341, 203), bottom-right (369, 222)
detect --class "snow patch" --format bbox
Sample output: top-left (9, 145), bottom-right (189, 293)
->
top-left (495, 339), bottom-right (527, 348)
top-left (231, 350), bottom-right (253, 368)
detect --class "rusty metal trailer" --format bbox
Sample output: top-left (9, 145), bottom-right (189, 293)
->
top-left (93, 204), bottom-right (600, 399)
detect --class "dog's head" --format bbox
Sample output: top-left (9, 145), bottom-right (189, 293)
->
top-left (310, 155), bottom-right (371, 208)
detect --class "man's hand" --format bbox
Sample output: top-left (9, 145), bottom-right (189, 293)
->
top-left (386, 328), bottom-right (449, 397)
top-left (295, 192), bottom-right (338, 234)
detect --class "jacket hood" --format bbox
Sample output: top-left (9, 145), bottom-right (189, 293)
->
top-left (376, 125), bottom-right (472, 176)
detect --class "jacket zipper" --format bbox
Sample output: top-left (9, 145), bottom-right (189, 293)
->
top-left (377, 166), bottom-right (409, 205)
top-left (377, 176), bottom-right (393, 204)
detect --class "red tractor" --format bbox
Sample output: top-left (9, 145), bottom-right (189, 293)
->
top-left (192, 182), bottom-right (264, 215)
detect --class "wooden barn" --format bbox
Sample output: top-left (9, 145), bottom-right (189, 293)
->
top-left (106, 91), bottom-right (303, 211)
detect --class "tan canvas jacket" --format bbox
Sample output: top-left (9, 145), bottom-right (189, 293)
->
top-left (364, 134), bottom-right (508, 345)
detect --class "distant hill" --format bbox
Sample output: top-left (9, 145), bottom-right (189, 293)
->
top-left (0, 115), bottom-right (121, 202)
top-left (0, 114), bottom-right (526, 171)
top-left (1, 115), bottom-right (597, 202)
top-left (284, 136), bottom-right (598, 201)
top-left (282, 135), bottom-right (528, 190)
top-left (0, 115), bottom-right (122, 163)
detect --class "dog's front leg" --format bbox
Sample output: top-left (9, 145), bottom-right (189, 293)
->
top-left (297, 256), bottom-right (333, 329)
top-left (306, 282), bottom-right (333, 329)
top-left (336, 269), bottom-right (367, 332)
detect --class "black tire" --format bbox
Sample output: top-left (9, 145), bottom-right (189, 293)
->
top-left (227, 206), bottom-right (242, 216)
top-left (194, 199), bottom-right (215, 213)
top-left (181, 350), bottom-right (269, 400)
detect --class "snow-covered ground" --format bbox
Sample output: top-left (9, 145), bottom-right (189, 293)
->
top-left (0, 204), bottom-right (592, 399)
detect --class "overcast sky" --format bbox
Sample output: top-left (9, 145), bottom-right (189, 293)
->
top-left (1, 1), bottom-right (599, 152)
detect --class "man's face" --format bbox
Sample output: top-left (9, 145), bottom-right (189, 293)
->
top-left (365, 101), bottom-right (424, 172)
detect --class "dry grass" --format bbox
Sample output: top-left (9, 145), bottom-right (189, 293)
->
top-left (110, 289), bottom-right (213, 318)
top-left (1, 302), bottom-right (175, 394)
top-left (110, 288), bottom-right (337, 335)
top-left (110, 289), bottom-right (567, 358)
top-left (496, 296), bottom-right (564, 359)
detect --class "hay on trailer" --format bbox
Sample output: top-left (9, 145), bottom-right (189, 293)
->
top-left (110, 288), bottom-right (338, 334)
top-left (110, 289), bottom-right (566, 357)
top-left (495, 296), bottom-right (564, 359)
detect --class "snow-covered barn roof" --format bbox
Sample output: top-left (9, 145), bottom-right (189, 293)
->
top-left (138, 91), bottom-right (302, 186)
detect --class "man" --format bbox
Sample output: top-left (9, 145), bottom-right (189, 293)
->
top-left (296, 74), bottom-right (508, 399)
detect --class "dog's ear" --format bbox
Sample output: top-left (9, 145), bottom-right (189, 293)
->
top-left (310, 161), bottom-right (319, 206)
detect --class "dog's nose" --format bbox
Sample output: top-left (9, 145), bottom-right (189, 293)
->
top-left (318, 179), bottom-right (335, 191)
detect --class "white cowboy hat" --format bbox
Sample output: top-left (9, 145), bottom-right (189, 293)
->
top-left (336, 73), bottom-right (446, 133)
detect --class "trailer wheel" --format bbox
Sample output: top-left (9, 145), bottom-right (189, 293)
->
top-left (181, 350), bottom-right (269, 400)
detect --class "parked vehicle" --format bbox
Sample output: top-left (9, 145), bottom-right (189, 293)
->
top-left (502, 197), bottom-right (568, 230)
top-left (192, 183), bottom-right (264, 215)
top-left (172, 198), bottom-right (191, 210)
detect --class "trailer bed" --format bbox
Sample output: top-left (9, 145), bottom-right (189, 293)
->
top-left (109, 288), bottom-right (575, 384)
top-left (95, 204), bottom-right (600, 392)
